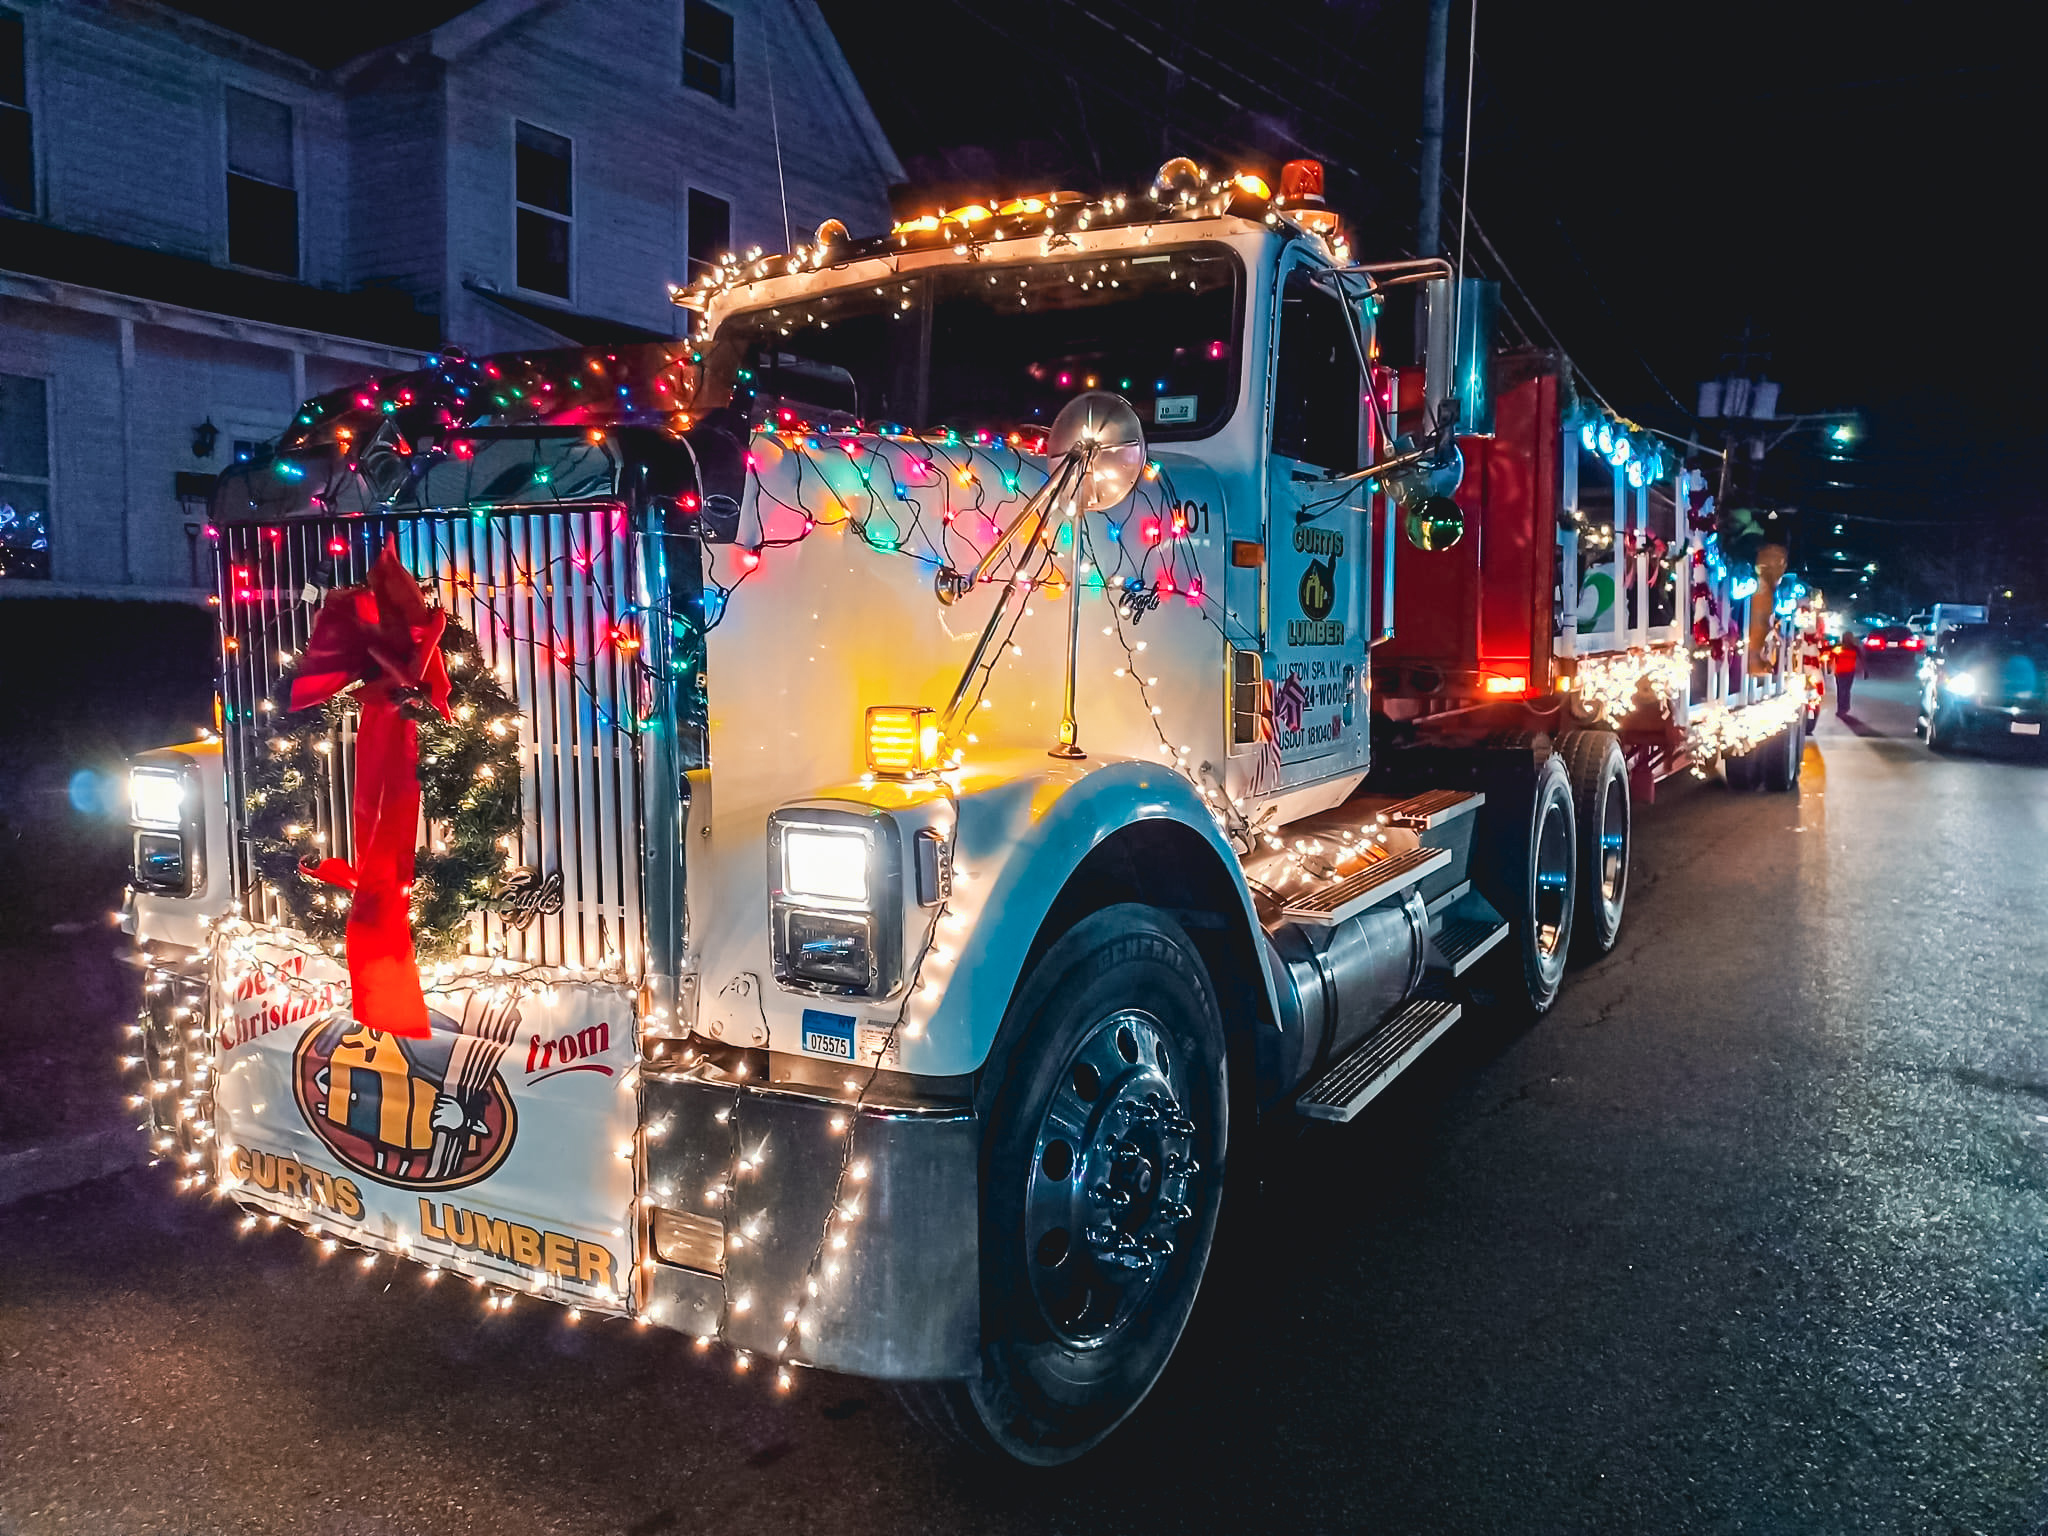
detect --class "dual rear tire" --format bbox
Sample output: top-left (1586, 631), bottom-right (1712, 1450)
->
top-left (1557, 731), bottom-right (1629, 959)
top-left (1724, 720), bottom-right (1802, 792)
top-left (1476, 750), bottom-right (1579, 1012)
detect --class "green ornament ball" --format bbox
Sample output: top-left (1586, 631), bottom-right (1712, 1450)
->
top-left (1403, 495), bottom-right (1466, 552)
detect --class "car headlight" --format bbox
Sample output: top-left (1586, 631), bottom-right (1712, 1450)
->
top-left (130, 766), bottom-right (186, 831)
top-left (1947, 671), bottom-right (1978, 697)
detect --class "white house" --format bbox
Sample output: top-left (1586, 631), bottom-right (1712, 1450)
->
top-left (0, 0), bottom-right (900, 594)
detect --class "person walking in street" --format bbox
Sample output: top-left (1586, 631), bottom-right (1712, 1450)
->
top-left (1833, 636), bottom-right (1859, 717)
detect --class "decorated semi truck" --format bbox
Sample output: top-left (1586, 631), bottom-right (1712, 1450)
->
top-left (123, 157), bottom-right (1800, 1464)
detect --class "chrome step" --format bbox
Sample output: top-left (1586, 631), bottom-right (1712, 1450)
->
top-left (1424, 878), bottom-right (1472, 916)
top-left (1382, 788), bottom-right (1486, 830)
top-left (1428, 916), bottom-right (1510, 977)
top-left (1278, 846), bottom-right (1451, 927)
top-left (1296, 995), bottom-right (1464, 1122)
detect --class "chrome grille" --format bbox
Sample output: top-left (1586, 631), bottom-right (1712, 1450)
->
top-left (217, 502), bottom-right (673, 977)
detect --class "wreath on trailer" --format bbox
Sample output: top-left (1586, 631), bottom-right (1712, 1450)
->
top-left (243, 602), bottom-right (522, 961)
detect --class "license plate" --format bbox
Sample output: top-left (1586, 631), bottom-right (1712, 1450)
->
top-left (2012, 721), bottom-right (2041, 736)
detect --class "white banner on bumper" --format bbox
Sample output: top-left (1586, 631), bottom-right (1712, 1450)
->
top-left (211, 948), bottom-right (638, 1311)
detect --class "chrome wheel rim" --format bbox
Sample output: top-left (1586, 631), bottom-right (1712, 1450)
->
top-left (1534, 796), bottom-right (1573, 959)
top-left (1024, 1009), bottom-right (1201, 1348)
top-left (1599, 776), bottom-right (1628, 909)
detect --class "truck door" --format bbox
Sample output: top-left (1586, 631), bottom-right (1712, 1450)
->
top-left (1263, 260), bottom-right (1370, 787)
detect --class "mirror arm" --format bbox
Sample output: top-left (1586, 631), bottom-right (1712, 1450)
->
top-left (1317, 257), bottom-right (1456, 292)
top-left (1334, 438), bottom-right (1439, 485)
top-left (940, 459), bottom-right (1080, 731)
top-left (968, 454), bottom-right (1081, 587)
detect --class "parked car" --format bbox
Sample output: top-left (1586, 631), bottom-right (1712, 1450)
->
top-left (1919, 625), bottom-right (2048, 753)
top-left (1860, 623), bottom-right (1925, 667)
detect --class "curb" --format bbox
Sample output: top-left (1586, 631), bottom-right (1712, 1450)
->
top-left (0, 1128), bottom-right (149, 1209)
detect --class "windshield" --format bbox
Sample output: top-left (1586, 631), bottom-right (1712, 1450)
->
top-left (696, 245), bottom-right (1243, 441)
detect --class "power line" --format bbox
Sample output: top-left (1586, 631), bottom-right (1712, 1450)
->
top-left (919, 1), bottom-right (1663, 438)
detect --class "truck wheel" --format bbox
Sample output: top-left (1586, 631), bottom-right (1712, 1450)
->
top-left (1557, 731), bottom-right (1628, 958)
top-left (1761, 723), bottom-right (1799, 792)
top-left (1722, 743), bottom-right (1759, 791)
top-left (1476, 752), bottom-right (1577, 1014)
top-left (952, 904), bottom-right (1228, 1464)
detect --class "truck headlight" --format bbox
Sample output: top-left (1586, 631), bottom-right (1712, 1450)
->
top-left (782, 826), bottom-right (870, 903)
top-left (1947, 671), bottom-right (1978, 697)
top-left (130, 767), bottom-right (186, 831)
top-left (128, 759), bottom-right (202, 896)
top-left (767, 809), bottom-right (905, 998)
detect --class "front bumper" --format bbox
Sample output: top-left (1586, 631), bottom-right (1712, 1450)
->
top-left (1946, 699), bottom-right (2046, 740)
top-left (640, 1061), bottom-right (981, 1380)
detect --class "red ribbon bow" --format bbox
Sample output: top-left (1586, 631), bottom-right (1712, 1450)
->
top-left (290, 539), bottom-right (451, 1039)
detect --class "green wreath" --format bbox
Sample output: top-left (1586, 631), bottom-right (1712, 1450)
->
top-left (244, 616), bottom-right (523, 959)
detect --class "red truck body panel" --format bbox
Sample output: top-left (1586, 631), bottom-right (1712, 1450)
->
top-left (1375, 356), bottom-right (1562, 704)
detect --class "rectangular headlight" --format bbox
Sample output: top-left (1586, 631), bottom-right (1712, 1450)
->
top-left (783, 826), bottom-right (870, 905)
top-left (133, 833), bottom-right (188, 891)
top-left (767, 808), bottom-right (906, 999)
top-left (130, 767), bottom-right (186, 831)
top-left (781, 909), bottom-right (875, 990)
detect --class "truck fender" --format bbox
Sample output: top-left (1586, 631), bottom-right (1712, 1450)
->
top-left (921, 757), bottom-right (1281, 1080)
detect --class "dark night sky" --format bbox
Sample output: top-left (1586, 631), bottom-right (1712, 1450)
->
top-left (819, 0), bottom-right (2044, 607)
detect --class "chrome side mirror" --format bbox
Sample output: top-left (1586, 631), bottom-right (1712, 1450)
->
top-left (1048, 391), bottom-right (1147, 512)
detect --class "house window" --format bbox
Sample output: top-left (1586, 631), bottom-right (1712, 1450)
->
top-left (686, 188), bottom-right (730, 282)
top-left (0, 371), bottom-right (51, 580)
top-left (0, 7), bottom-right (32, 213)
top-left (515, 121), bottom-right (572, 298)
top-left (683, 0), bottom-right (735, 105)
top-left (226, 87), bottom-right (298, 276)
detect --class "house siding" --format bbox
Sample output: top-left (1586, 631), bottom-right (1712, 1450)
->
top-left (1, 0), bottom-right (898, 593)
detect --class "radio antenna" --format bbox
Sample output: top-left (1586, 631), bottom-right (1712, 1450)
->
top-left (765, 38), bottom-right (793, 251)
top-left (1449, 0), bottom-right (1478, 405)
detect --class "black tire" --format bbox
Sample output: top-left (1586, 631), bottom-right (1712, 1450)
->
top-left (1761, 723), bottom-right (1799, 793)
top-left (1474, 752), bottom-right (1577, 1014)
top-left (1722, 740), bottom-right (1759, 791)
top-left (1557, 730), bottom-right (1628, 959)
top-left (914, 904), bottom-right (1230, 1465)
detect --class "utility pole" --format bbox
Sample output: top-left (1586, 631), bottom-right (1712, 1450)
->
top-left (1416, 0), bottom-right (1451, 354)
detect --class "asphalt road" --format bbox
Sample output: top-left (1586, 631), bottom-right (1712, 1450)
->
top-left (4, 674), bottom-right (2046, 1535)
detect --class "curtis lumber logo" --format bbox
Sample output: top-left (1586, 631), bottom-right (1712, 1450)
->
top-left (292, 1002), bottom-right (520, 1192)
